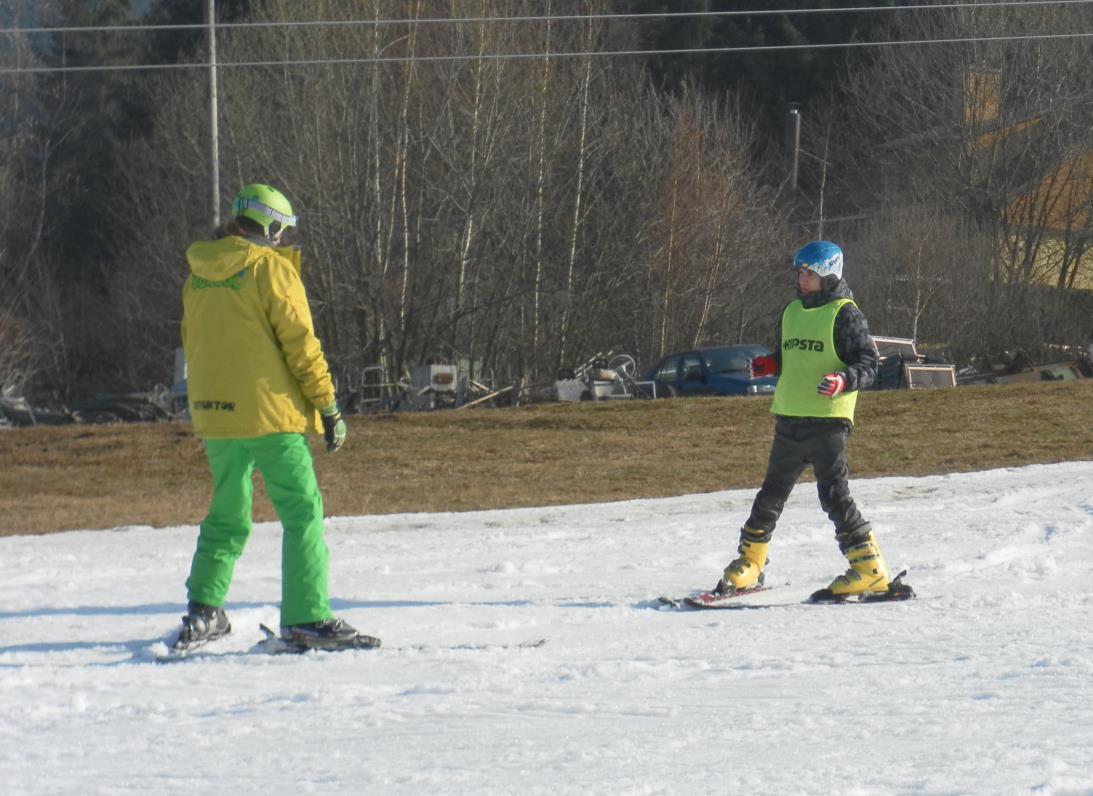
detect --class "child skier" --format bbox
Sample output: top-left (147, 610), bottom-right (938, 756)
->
top-left (175, 182), bottom-right (378, 651)
top-left (715, 240), bottom-right (911, 603)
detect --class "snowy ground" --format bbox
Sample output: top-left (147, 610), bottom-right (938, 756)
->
top-left (2, 462), bottom-right (1093, 795)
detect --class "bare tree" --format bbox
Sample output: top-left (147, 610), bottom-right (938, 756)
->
top-left (103, 0), bottom-right (788, 399)
top-left (837, 2), bottom-right (1093, 362)
top-left (0, 1), bottom-right (66, 396)
top-left (608, 85), bottom-right (786, 362)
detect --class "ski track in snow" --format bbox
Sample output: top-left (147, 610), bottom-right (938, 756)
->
top-left (2, 462), bottom-right (1093, 795)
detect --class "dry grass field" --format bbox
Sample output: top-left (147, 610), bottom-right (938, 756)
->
top-left (2, 379), bottom-right (1091, 536)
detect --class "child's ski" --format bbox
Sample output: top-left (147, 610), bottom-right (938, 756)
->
top-left (658, 586), bottom-right (775, 610)
top-left (807, 571), bottom-right (915, 604)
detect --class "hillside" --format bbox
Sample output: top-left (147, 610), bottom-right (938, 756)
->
top-left (4, 462), bottom-right (1092, 792)
top-left (2, 380), bottom-right (1091, 535)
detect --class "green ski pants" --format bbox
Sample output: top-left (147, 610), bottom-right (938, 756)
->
top-left (185, 433), bottom-right (333, 627)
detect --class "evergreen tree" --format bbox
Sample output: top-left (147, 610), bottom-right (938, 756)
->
top-left (618, 1), bottom-right (895, 151)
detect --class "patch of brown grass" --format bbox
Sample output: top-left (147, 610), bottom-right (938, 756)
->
top-left (2, 380), bottom-right (1091, 535)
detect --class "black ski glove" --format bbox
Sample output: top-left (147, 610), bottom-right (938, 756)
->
top-left (320, 404), bottom-right (347, 453)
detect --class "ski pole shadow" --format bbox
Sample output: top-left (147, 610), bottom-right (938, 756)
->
top-left (330, 598), bottom-right (615, 610)
top-left (0, 638), bottom-right (145, 655)
top-left (0, 601), bottom-right (268, 621)
top-left (0, 637), bottom-right (169, 668)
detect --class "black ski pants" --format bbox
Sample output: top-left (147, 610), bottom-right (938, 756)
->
top-left (745, 416), bottom-right (870, 548)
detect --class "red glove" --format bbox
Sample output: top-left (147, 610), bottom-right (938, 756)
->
top-left (817, 373), bottom-right (846, 398)
top-left (751, 355), bottom-right (778, 379)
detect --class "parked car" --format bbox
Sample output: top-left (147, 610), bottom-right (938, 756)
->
top-left (639, 344), bottom-right (778, 398)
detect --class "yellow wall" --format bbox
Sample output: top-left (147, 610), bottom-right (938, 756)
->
top-left (961, 69), bottom-right (1093, 292)
top-left (1000, 235), bottom-right (1093, 291)
top-left (1004, 151), bottom-right (1093, 234)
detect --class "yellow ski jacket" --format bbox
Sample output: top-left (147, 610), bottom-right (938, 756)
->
top-left (181, 235), bottom-right (334, 439)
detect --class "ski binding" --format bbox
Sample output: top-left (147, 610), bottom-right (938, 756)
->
top-left (807, 570), bottom-right (916, 604)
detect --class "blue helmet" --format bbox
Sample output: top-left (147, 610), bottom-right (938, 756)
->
top-left (794, 240), bottom-right (843, 279)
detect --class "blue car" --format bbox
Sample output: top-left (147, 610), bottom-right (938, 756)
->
top-left (639, 344), bottom-right (778, 398)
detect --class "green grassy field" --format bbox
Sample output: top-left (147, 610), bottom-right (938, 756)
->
top-left (2, 379), bottom-right (1091, 535)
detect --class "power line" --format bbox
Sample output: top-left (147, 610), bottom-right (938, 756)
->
top-left (1, 30), bottom-right (1091, 76)
top-left (1, 0), bottom-right (1091, 36)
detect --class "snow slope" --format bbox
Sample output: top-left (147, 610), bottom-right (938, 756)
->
top-left (2, 462), bottom-right (1093, 795)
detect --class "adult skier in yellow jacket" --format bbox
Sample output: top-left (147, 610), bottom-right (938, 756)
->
top-left (174, 183), bottom-right (373, 652)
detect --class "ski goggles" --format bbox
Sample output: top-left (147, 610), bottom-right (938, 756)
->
top-left (235, 197), bottom-right (298, 238)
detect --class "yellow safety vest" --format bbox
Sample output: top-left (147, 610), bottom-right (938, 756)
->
top-left (770, 298), bottom-right (858, 422)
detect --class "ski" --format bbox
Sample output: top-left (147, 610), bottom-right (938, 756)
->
top-left (659, 570), bottom-right (915, 610)
top-left (257, 625), bottom-right (547, 654)
top-left (163, 614), bottom-right (232, 658)
top-left (658, 586), bottom-right (775, 610)
top-left (397, 638), bottom-right (548, 653)
top-left (256, 623), bottom-right (382, 654)
top-left (153, 629), bottom-right (544, 662)
top-left (807, 570), bottom-right (915, 604)
top-left (152, 633), bottom-right (233, 662)
top-left (159, 636), bottom-right (227, 660)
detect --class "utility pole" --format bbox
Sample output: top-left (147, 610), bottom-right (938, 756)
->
top-left (206, 0), bottom-right (220, 228)
top-left (785, 103), bottom-right (801, 192)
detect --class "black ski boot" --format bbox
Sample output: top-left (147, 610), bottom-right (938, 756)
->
top-left (173, 601), bottom-right (231, 652)
top-left (281, 617), bottom-right (381, 650)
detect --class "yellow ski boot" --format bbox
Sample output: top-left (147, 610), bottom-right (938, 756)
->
top-left (715, 527), bottom-right (770, 595)
top-left (811, 531), bottom-right (906, 603)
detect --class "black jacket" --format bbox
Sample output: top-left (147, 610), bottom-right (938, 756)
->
top-left (771, 278), bottom-right (878, 392)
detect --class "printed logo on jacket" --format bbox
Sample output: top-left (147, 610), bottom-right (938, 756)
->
top-left (192, 400), bottom-right (236, 412)
top-left (782, 338), bottom-right (826, 352)
top-left (191, 271), bottom-right (246, 291)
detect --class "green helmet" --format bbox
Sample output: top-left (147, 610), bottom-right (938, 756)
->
top-left (231, 183), bottom-right (297, 238)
